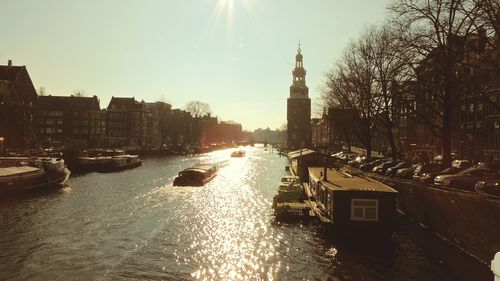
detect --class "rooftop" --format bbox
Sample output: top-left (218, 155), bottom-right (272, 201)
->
top-left (309, 167), bottom-right (397, 193)
top-left (288, 149), bottom-right (322, 159)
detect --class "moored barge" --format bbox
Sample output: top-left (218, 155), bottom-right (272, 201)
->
top-left (97, 155), bottom-right (142, 172)
top-left (0, 157), bottom-right (70, 194)
top-left (173, 164), bottom-right (217, 186)
top-left (308, 167), bottom-right (398, 233)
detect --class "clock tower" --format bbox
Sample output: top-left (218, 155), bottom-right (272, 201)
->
top-left (287, 44), bottom-right (311, 150)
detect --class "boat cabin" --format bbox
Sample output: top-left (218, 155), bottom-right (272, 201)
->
top-left (288, 149), bottom-right (327, 183)
top-left (173, 164), bottom-right (217, 186)
top-left (308, 167), bottom-right (398, 229)
top-left (230, 150), bottom-right (246, 157)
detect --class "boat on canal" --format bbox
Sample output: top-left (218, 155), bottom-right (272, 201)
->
top-left (0, 157), bottom-right (70, 194)
top-left (230, 150), bottom-right (246, 158)
top-left (173, 164), bottom-right (217, 186)
top-left (307, 166), bottom-right (398, 233)
top-left (272, 175), bottom-right (311, 220)
top-left (275, 175), bottom-right (304, 202)
top-left (72, 149), bottom-right (141, 172)
top-left (97, 155), bottom-right (142, 172)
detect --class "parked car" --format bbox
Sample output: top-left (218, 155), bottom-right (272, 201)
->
top-left (349, 156), bottom-right (384, 168)
top-left (475, 161), bottom-right (500, 170)
top-left (396, 164), bottom-right (420, 179)
top-left (418, 166), bottom-right (463, 184)
top-left (348, 156), bottom-right (367, 168)
top-left (434, 167), bottom-right (500, 191)
top-left (386, 162), bottom-right (412, 177)
top-left (475, 180), bottom-right (500, 196)
top-left (373, 160), bottom-right (401, 175)
top-left (360, 159), bottom-right (387, 172)
top-left (413, 162), bottom-right (444, 182)
top-left (331, 151), bottom-right (356, 163)
top-left (433, 153), bottom-right (456, 163)
top-left (451, 159), bottom-right (472, 169)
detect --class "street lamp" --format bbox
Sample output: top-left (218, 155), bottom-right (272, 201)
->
top-left (0, 136), bottom-right (4, 156)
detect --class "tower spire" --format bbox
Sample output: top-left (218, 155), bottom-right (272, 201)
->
top-left (290, 44), bottom-right (308, 98)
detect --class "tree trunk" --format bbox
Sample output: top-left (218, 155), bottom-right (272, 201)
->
top-left (366, 136), bottom-right (372, 158)
top-left (344, 129), bottom-right (352, 152)
top-left (387, 128), bottom-right (398, 161)
top-left (442, 77), bottom-right (454, 167)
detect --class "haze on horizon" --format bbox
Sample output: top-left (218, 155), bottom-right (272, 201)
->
top-left (0, 0), bottom-right (391, 131)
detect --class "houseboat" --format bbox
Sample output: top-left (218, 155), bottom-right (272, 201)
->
top-left (272, 175), bottom-right (311, 220)
top-left (72, 149), bottom-right (126, 172)
top-left (173, 164), bottom-right (217, 186)
top-left (0, 157), bottom-right (70, 194)
top-left (308, 166), bottom-right (398, 232)
top-left (97, 155), bottom-right (142, 172)
top-left (275, 175), bottom-right (303, 202)
top-left (230, 150), bottom-right (246, 158)
top-left (73, 156), bottom-right (113, 172)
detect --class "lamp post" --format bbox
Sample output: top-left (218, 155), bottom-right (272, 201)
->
top-left (0, 137), bottom-right (4, 156)
top-left (323, 147), bottom-right (328, 181)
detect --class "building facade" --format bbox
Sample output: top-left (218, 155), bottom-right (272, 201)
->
top-left (0, 60), bottom-right (38, 149)
top-left (37, 95), bottom-right (101, 147)
top-left (287, 45), bottom-right (311, 150)
top-left (106, 97), bottom-right (147, 148)
top-left (145, 101), bottom-right (172, 148)
top-left (311, 114), bottom-right (329, 149)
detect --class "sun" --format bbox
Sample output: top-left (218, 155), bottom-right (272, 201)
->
top-left (208, 0), bottom-right (255, 30)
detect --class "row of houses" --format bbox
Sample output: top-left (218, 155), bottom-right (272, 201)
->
top-left (0, 61), bottom-right (242, 151)
top-left (311, 31), bottom-right (500, 162)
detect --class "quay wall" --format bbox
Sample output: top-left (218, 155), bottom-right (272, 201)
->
top-left (374, 175), bottom-right (500, 264)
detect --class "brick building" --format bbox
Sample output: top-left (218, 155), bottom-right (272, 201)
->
top-left (37, 95), bottom-right (101, 147)
top-left (106, 97), bottom-right (147, 148)
top-left (0, 60), bottom-right (38, 149)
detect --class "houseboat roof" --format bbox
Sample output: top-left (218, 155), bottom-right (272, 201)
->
top-left (0, 166), bottom-right (41, 177)
top-left (309, 167), bottom-right (397, 193)
top-left (288, 149), bottom-right (321, 159)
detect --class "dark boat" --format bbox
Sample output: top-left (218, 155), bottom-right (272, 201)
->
top-left (72, 149), bottom-right (127, 172)
top-left (97, 155), bottom-right (142, 172)
top-left (308, 166), bottom-right (398, 234)
top-left (173, 164), bottom-right (217, 186)
top-left (0, 157), bottom-right (71, 194)
top-left (230, 150), bottom-right (246, 157)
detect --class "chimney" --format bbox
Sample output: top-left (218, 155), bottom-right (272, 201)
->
top-left (7, 60), bottom-right (12, 67)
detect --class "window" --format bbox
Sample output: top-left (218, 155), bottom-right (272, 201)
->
top-left (351, 199), bottom-right (378, 221)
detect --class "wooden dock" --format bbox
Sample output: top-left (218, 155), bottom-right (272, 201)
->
top-left (302, 182), bottom-right (332, 223)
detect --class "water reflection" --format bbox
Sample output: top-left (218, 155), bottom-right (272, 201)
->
top-left (0, 147), bottom-right (488, 281)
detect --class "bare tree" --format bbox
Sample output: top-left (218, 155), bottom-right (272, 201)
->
top-left (323, 39), bottom-right (379, 157)
top-left (185, 100), bottom-right (212, 118)
top-left (361, 24), bottom-right (416, 159)
top-left (389, 0), bottom-right (482, 165)
top-left (73, 89), bottom-right (87, 97)
top-left (37, 87), bottom-right (46, 96)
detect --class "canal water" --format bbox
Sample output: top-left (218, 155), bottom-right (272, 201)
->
top-left (0, 147), bottom-right (490, 280)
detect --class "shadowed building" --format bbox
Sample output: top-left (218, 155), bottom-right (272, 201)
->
top-left (37, 95), bottom-right (101, 147)
top-left (145, 101), bottom-right (172, 148)
top-left (0, 60), bottom-right (38, 149)
top-left (287, 45), bottom-right (311, 150)
top-left (106, 97), bottom-right (147, 148)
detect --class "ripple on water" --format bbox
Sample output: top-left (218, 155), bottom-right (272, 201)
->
top-left (0, 148), bottom-right (485, 281)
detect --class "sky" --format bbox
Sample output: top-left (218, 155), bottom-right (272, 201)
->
top-left (0, 0), bottom-right (392, 131)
